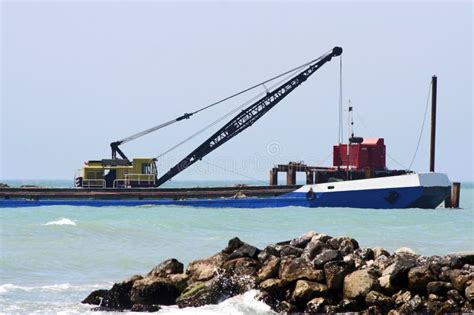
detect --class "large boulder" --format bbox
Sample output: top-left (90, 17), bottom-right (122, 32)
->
top-left (147, 259), bottom-right (184, 278)
top-left (305, 297), bottom-right (327, 313)
top-left (302, 238), bottom-right (328, 261)
top-left (280, 257), bottom-right (325, 282)
top-left (97, 276), bottom-right (139, 310)
top-left (324, 260), bottom-right (355, 290)
top-left (407, 265), bottom-right (437, 293)
top-left (365, 290), bottom-right (394, 312)
top-left (291, 280), bottom-right (328, 304)
top-left (327, 236), bottom-right (359, 255)
top-left (227, 243), bottom-right (260, 260)
top-left (465, 280), bottom-right (474, 302)
top-left (448, 269), bottom-right (473, 292)
top-left (426, 281), bottom-right (452, 296)
top-left (289, 231), bottom-right (317, 248)
top-left (313, 249), bottom-right (341, 268)
top-left (257, 256), bottom-right (280, 281)
top-left (382, 254), bottom-right (417, 288)
top-left (130, 277), bottom-right (180, 305)
top-left (343, 270), bottom-right (377, 299)
top-left (222, 257), bottom-right (261, 277)
top-left (279, 245), bottom-right (304, 257)
top-left (186, 252), bottom-right (227, 282)
top-left (176, 270), bottom-right (255, 308)
top-left (259, 278), bottom-right (290, 300)
top-left (81, 289), bottom-right (108, 305)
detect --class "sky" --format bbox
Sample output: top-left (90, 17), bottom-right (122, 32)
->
top-left (1, 1), bottom-right (473, 182)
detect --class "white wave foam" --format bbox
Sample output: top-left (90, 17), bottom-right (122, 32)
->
top-left (159, 290), bottom-right (275, 314)
top-left (44, 218), bottom-right (76, 226)
top-left (0, 282), bottom-right (108, 294)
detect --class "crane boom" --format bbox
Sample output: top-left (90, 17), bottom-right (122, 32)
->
top-left (155, 46), bottom-right (342, 187)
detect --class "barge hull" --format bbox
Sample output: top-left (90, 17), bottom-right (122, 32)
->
top-left (0, 173), bottom-right (451, 209)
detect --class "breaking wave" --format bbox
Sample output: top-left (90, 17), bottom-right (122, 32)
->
top-left (0, 283), bottom-right (106, 294)
top-left (44, 218), bottom-right (76, 226)
top-left (159, 290), bottom-right (275, 314)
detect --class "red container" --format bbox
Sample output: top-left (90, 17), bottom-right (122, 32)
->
top-left (333, 138), bottom-right (386, 171)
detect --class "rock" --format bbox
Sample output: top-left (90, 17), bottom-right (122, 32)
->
top-left (167, 273), bottom-right (189, 292)
top-left (382, 254), bottom-right (417, 288)
top-left (279, 245), bottom-right (303, 257)
top-left (257, 245), bottom-right (279, 264)
top-left (448, 253), bottom-right (474, 268)
top-left (313, 233), bottom-right (332, 243)
top-left (399, 294), bottom-right (422, 313)
top-left (147, 259), bottom-right (184, 278)
top-left (289, 231), bottom-right (317, 248)
top-left (305, 297), bottom-right (327, 313)
top-left (302, 238), bottom-right (327, 260)
top-left (343, 270), bottom-right (377, 299)
top-left (465, 280), bottom-right (474, 302)
top-left (130, 304), bottom-right (161, 312)
top-left (257, 256), bottom-right (280, 281)
top-left (280, 257), bottom-right (325, 282)
top-left (437, 299), bottom-right (458, 313)
top-left (338, 298), bottom-right (363, 312)
top-left (354, 248), bottom-right (375, 261)
top-left (393, 290), bottom-right (411, 307)
top-left (372, 254), bottom-right (392, 273)
top-left (81, 289), bottom-right (108, 305)
top-left (222, 257), bottom-right (261, 277)
top-left (328, 237), bottom-right (359, 255)
top-left (447, 289), bottom-right (465, 304)
top-left (313, 249), bottom-right (341, 267)
top-left (227, 243), bottom-right (260, 260)
top-left (407, 265), bottom-right (437, 293)
top-left (130, 277), bottom-right (180, 305)
top-left (259, 278), bottom-right (289, 300)
top-left (291, 280), bottom-right (328, 303)
top-left (395, 247), bottom-right (416, 255)
top-left (276, 300), bottom-right (297, 313)
top-left (373, 247), bottom-right (390, 259)
top-left (222, 237), bottom-right (244, 254)
top-left (426, 281), bottom-right (452, 296)
top-left (324, 260), bottom-right (355, 290)
top-left (186, 252), bottom-right (226, 282)
top-left (176, 270), bottom-right (255, 308)
top-left (365, 290), bottom-right (394, 312)
top-left (98, 278), bottom-right (136, 310)
top-left (448, 269), bottom-right (473, 291)
top-left (378, 275), bottom-right (397, 294)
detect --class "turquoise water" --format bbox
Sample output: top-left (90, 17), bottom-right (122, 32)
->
top-left (0, 180), bottom-right (473, 314)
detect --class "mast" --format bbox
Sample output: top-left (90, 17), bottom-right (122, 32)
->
top-left (429, 75), bottom-right (437, 172)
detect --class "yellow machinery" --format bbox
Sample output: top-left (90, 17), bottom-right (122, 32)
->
top-left (75, 158), bottom-right (157, 188)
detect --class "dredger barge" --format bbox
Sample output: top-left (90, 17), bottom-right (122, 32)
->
top-left (0, 46), bottom-right (456, 209)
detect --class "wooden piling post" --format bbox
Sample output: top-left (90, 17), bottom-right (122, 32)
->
top-left (451, 182), bottom-right (461, 208)
top-left (269, 168), bottom-right (278, 186)
top-left (445, 182), bottom-right (461, 208)
top-left (287, 166), bottom-right (296, 185)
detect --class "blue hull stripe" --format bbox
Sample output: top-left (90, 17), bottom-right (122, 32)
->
top-left (0, 186), bottom-right (424, 209)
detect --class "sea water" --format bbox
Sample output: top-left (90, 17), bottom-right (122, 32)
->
top-left (0, 180), bottom-right (473, 314)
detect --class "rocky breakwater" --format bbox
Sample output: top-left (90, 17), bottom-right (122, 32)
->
top-left (82, 231), bottom-right (474, 313)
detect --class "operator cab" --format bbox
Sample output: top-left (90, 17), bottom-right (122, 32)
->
top-left (75, 158), bottom-right (158, 188)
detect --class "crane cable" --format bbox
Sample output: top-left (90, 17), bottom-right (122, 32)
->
top-left (408, 81), bottom-right (432, 170)
top-left (155, 64), bottom-right (307, 159)
top-left (115, 51), bottom-right (330, 145)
